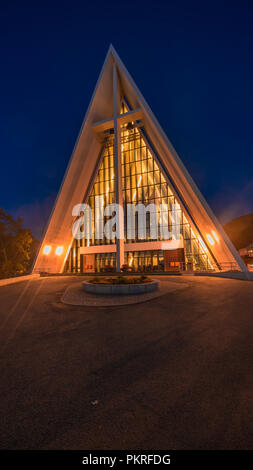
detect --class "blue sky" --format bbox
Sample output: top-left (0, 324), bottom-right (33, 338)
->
top-left (1, 0), bottom-right (253, 238)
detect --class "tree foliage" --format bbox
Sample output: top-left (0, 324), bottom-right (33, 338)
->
top-left (0, 208), bottom-right (38, 279)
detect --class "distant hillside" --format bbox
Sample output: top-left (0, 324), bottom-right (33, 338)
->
top-left (223, 213), bottom-right (253, 250)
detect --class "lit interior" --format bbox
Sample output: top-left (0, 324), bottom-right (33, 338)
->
top-left (63, 107), bottom-right (216, 273)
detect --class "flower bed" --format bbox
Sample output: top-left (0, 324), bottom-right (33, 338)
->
top-left (82, 275), bottom-right (159, 295)
top-left (89, 275), bottom-right (151, 285)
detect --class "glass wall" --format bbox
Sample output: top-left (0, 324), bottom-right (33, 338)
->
top-left (125, 250), bottom-right (164, 272)
top-left (64, 134), bottom-right (116, 273)
top-left (95, 253), bottom-right (116, 272)
top-left (83, 133), bottom-right (115, 247)
top-left (64, 116), bottom-right (215, 273)
top-left (121, 124), bottom-right (215, 271)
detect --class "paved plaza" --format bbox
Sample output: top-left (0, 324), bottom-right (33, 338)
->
top-left (0, 275), bottom-right (252, 449)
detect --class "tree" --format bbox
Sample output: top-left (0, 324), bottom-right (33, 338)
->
top-left (0, 208), bottom-right (38, 279)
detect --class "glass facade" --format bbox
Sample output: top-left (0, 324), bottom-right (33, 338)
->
top-left (121, 124), bottom-right (214, 271)
top-left (125, 250), bottom-right (164, 272)
top-left (95, 253), bottom-right (116, 272)
top-left (83, 133), bottom-right (115, 247)
top-left (64, 134), bottom-right (115, 273)
top-left (64, 106), bottom-right (215, 273)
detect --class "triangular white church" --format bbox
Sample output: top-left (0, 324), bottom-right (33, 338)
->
top-left (33, 45), bottom-right (246, 275)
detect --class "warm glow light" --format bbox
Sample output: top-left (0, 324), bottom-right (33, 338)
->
top-left (212, 230), bottom-right (219, 242)
top-left (206, 234), bottom-right (215, 246)
top-left (43, 245), bottom-right (51, 255)
top-left (137, 175), bottom-right (142, 187)
top-left (132, 190), bottom-right (136, 201)
top-left (55, 246), bottom-right (63, 256)
top-left (129, 256), bottom-right (133, 266)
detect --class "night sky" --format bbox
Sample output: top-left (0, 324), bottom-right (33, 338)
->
top-left (1, 0), bottom-right (253, 239)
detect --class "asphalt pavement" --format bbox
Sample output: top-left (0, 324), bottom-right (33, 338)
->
top-left (0, 275), bottom-right (252, 449)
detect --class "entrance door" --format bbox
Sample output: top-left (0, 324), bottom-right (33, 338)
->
top-left (80, 254), bottom-right (95, 273)
top-left (164, 249), bottom-right (185, 271)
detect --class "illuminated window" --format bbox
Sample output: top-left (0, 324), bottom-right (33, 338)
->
top-left (63, 110), bottom-right (216, 273)
top-left (84, 135), bottom-right (115, 248)
top-left (120, 123), bottom-right (214, 271)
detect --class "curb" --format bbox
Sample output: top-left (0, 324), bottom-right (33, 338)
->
top-left (0, 273), bottom-right (40, 287)
top-left (82, 280), bottom-right (159, 295)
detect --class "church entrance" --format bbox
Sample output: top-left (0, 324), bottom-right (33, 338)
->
top-left (164, 248), bottom-right (185, 272)
top-left (80, 254), bottom-right (95, 273)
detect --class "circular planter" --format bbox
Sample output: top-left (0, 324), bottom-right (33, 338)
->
top-left (82, 279), bottom-right (159, 295)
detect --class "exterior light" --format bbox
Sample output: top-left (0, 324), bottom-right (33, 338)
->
top-left (55, 246), bottom-right (63, 256)
top-left (206, 234), bottom-right (215, 246)
top-left (212, 231), bottom-right (219, 242)
top-left (43, 245), bottom-right (51, 255)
